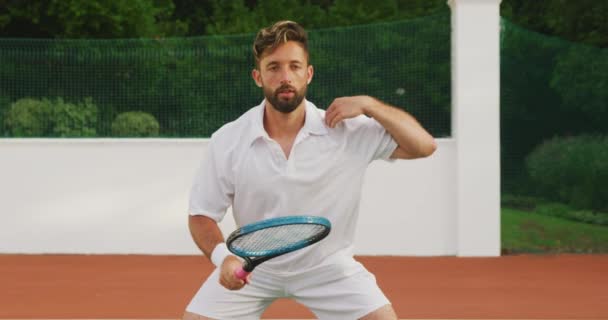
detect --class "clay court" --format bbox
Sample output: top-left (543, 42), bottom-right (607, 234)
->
top-left (1, 254), bottom-right (606, 319)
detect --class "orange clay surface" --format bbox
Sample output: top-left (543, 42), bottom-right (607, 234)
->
top-left (0, 254), bottom-right (607, 319)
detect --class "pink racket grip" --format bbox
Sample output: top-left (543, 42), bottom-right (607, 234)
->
top-left (234, 267), bottom-right (250, 284)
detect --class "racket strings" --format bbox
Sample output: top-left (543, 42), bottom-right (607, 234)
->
top-left (231, 224), bottom-right (325, 255)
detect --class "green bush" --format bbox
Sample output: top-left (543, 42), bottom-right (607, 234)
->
top-left (51, 97), bottom-right (98, 137)
top-left (502, 194), bottom-right (608, 226)
top-left (0, 95), bottom-right (12, 136)
top-left (536, 203), bottom-right (608, 226)
top-left (536, 202), bottom-right (572, 219)
top-left (501, 194), bottom-right (541, 211)
top-left (526, 135), bottom-right (608, 211)
top-left (4, 98), bottom-right (53, 137)
top-left (568, 210), bottom-right (608, 226)
top-left (3, 97), bottom-right (98, 137)
top-left (111, 111), bottom-right (160, 137)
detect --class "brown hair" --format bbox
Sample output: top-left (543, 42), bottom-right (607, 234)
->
top-left (253, 20), bottom-right (309, 67)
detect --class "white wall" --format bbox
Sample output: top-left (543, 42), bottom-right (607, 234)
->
top-left (0, 138), bottom-right (456, 255)
top-left (0, 0), bottom-right (503, 257)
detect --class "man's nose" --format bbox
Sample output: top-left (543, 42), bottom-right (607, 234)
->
top-left (279, 67), bottom-right (292, 84)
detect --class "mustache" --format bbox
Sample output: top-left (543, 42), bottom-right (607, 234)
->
top-left (275, 84), bottom-right (296, 94)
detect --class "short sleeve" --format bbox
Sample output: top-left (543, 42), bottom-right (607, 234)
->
top-left (345, 115), bottom-right (398, 163)
top-left (188, 137), bottom-right (234, 222)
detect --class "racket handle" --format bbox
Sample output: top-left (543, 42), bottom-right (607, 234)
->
top-left (235, 267), bottom-right (250, 283)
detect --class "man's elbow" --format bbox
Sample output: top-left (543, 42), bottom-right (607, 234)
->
top-left (419, 139), bottom-right (437, 157)
top-left (392, 138), bottom-right (437, 159)
top-left (411, 138), bottom-right (437, 159)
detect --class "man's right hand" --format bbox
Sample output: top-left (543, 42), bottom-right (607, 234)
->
top-left (219, 255), bottom-right (249, 290)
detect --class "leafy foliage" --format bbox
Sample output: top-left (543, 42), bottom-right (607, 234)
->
top-left (502, 194), bottom-right (608, 226)
top-left (51, 97), bottom-right (98, 137)
top-left (1, 0), bottom-right (605, 49)
top-left (500, 21), bottom-right (567, 191)
top-left (0, 12), bottom-right (450, 138)
top-left (111, 111), bottom-right (160, 137)
top-left (525, 135), bottom-right (608, 212)
top-left (309, 13), bottom-right (451, 135)
top-left (536, 203), bottom-right (608, 226)
top-left (0, 94), bottom-right (11, 136)
top-left (203, 0), bottom-right (328, 35)
top-left (500, 20), bottom-right (608, 196)
top-left (502, 208), bottom-right (608, 254)
top-left (550, 46), bottom-right (608, 128)
top-left (0, 0), bottom-right (183, 38)
top-left (501, 0), bottom-right (608, 48)
top-left (3, 98), bottom-right (52, 137)
top-left (1, 0), bottom-right (448, 38)
top-left (3, 97), bottom-right (97, 137)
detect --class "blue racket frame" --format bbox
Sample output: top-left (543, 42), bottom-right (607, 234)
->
top-left (226, 215), bottom-right (331, 272)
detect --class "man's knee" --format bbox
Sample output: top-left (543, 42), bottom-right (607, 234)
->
top-left (182, 310), bottom-right (213, 320)
top-left (359, 304), bottom-right (398, 320)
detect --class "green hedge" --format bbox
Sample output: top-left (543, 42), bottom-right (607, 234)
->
top-left (4, 98), bottom-right (53, 136)
top-left (0, 95), bottom-right (10, 136)
top-left (51, 98), bottom-right (97, 137)
top-left (111, 111), bottom-right (160, 137)
top-left (500, 20), bottom-right (608, 195)
top-left (501, 194), bottom-right (608, 226)
top-left (525, 135), bottom-right (608, 212)
top-left (0, 14), bottom-right (451, 138)
top-left (3, 97), bottom-right (97, 137)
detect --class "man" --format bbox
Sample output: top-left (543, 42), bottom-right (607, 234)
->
top-left (184, 20), bottom-right (436, 320)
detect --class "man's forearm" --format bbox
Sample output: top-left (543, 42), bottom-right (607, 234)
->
top-left (364, 97), bottom-right (436, 158)
top-left (188, 214), bottom-right (225, 258)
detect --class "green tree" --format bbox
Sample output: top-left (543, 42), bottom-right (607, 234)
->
top-left (499, 6), bottom-right (608, 195)
top-left (170, 0), bottom-right (214, 36)
top-left (550, 46), bottom-right (608, 130)
top-left (543, 0), bottom-right (608, 48)
top-left (501, 0), bottom-right (608, 48)
top-left (328, 0), bottom-right (445, 26)
top-left (111, 111), bottom-right (160, 137)
top-left (0, 0), bottom-right (182, 38)
top-left (203, 0), bottom-right (328, 35)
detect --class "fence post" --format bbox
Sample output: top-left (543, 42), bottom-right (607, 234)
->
top-left (448, 0), bottom-right (502, 256)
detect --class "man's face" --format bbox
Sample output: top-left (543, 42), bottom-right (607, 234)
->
top-left (252, 41), bottom-right (313, 113)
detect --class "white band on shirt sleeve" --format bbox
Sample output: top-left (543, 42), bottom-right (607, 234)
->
top-left (210, 242), bottom-right (231, 268)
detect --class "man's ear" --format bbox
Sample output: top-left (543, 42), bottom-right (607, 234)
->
top-left (307, 64), bottom-right (314, 84)
top-left (252, 69), bottom-right (262, 87)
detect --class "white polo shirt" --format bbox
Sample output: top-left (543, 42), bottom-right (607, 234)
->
top-left (189, 99), bottom-right (397, 273)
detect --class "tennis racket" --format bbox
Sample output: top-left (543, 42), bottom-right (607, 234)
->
top-left (226, 215), bottom-right (331, 281)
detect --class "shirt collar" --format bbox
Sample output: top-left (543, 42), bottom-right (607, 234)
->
top-left (247, 99), bottom-right (328, 146)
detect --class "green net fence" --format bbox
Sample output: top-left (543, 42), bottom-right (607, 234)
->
top-left (0, 13), bottom-right (451, 138)
top-left (501, 18), bottom-right (608, 253)
top-left (500, 19), bottom-right (608, 197)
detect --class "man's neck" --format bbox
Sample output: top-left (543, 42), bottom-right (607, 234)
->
top-left (263, 101), bottom-right (306, 139)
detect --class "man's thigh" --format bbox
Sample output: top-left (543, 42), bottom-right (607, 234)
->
top-left (360, 304), bottom-right (398, 320)
top-left (290, 261), bottom-right (392, 320)
top-left (182, 310), bottom-right (212, 320)
top-left (185, 268), bottom-right (283, 320)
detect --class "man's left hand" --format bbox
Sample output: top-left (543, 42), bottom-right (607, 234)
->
top-left (325, 96), bottom-right (375, 128)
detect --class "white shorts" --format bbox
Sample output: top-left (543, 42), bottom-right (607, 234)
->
top-left (186, 258), bottom-right (391, 320)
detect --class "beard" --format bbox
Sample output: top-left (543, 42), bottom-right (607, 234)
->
top-left (264, 83), bottom-right (307, 114)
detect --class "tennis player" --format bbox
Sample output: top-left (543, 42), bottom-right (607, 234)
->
top-left (184, 20), bottom-right (436, 320)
